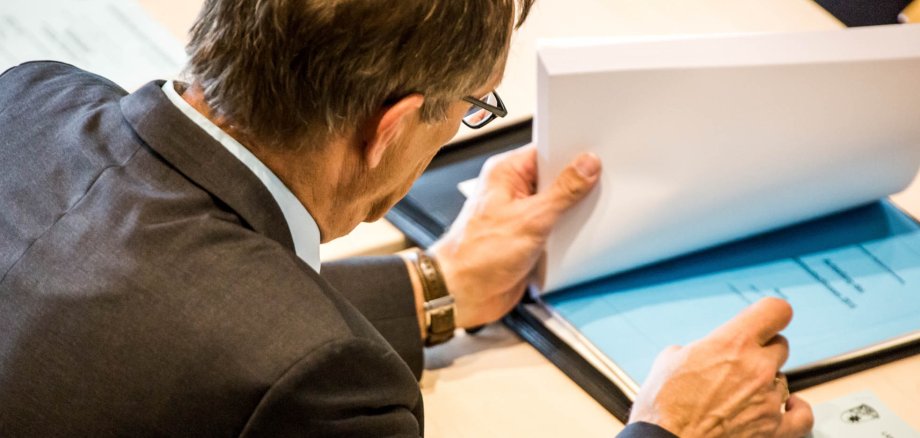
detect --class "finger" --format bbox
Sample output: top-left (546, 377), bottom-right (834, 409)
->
top-left (713, 297), bottom-right (793, 346)
top-left (532, 152), bottom-right (601, 224)
top-left (480, 145), bottom-right (535, 182)
top-left (503, 280), bottom-right (530, 310)
top-left (479, 145), bottom-right (538, 197)
top-left (776, 395), bottom-right (815, 438)
top-left (762, 335), bottom-right (790, 369)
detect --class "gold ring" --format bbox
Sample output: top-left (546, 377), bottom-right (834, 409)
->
top-left (774, 373), bottom-right (790, 404)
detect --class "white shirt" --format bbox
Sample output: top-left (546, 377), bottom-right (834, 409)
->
top-left (161, 80), bottom-right (322, 272)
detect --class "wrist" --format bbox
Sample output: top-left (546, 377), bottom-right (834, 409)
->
top-left (428, 239), bottom-right (472, 328)
top-left (628, 415), bottom-right (685, 438)
top-left (629, 398), bottom-right (690, 438)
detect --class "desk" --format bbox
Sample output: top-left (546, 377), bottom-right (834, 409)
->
top-left (139, 1), bottom-right (919, 436)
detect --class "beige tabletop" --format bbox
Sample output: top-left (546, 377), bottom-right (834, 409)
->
top-left (139, 1), bottom-right (919, 436)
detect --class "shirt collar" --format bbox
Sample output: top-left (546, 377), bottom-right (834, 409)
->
top-left (161, 80), bottom-right (321, 272)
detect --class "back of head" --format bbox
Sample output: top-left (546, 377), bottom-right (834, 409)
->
top-left (184, 0), bottom-right (534, 149)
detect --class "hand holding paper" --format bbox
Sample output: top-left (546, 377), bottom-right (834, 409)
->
top-left (431, 146), bottom-right (600, 328)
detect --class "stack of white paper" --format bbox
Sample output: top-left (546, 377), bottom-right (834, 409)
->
top-left (536, 25), bottom-right (920, 293)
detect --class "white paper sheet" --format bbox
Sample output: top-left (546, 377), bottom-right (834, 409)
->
top-left (457, 178), bottom-right (477, 198)
top-left (536, 25), bottom-right (920, 293)
top-left (0, 0), bottom-right (185, 91)
top-left (812, 391), bottom-right (919, 437)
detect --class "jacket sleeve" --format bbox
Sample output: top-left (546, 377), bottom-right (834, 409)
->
top-left (617, 422), bottom-right (679, 438)
top-left (240, 337), bottom-right (424, 437)
top-left (320, 255), bottom-right (424, 379)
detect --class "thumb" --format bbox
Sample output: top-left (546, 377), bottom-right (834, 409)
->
top-left (537, 152), bottom-right (601, 221)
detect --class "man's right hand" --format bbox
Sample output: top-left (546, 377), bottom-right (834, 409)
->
top-left (628, 297), bottom-right (815, 437)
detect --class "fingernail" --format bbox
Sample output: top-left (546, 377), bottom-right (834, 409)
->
top-left (574, 153), bottom-right (600, 178)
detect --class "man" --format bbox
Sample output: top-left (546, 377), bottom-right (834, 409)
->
top-left (0, 0), bottom-right (813, 436)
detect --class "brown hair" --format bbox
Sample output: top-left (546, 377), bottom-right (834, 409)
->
top-left (184, 0), bottom-right (534, 149)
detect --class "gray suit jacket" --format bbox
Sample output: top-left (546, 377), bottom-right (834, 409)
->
top-left (0, 62), bottom-right (423, 436)
top-left (0, 62), bottom-right (674, 438)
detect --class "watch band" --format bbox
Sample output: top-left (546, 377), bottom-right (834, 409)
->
top-left (411, 249), bottom-right (455, 346)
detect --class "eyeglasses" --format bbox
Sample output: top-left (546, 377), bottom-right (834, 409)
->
top-left (461, 90), bottom-right (508, 129)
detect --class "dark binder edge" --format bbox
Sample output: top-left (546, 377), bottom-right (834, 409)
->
top-left (786, 334), bottom-right (920, 392)
top-left (386, 202), bottom-right (440, 249)
top-left (503, 303), bottom-right (635, 422)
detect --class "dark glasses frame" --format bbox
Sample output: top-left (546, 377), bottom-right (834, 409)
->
top-left (461, 91), bottom-right (508, 129)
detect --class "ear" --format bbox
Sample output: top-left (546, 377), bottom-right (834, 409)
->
top-left (363, 94), bottom-right (425, 169)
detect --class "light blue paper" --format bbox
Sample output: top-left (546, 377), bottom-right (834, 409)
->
top-left (546, 202), bottom-right (920, 385)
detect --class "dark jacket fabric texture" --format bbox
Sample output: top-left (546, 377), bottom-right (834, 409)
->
top-left (0, 62), bottom-right (423, 436)
top-left (0, 62), bottom-right (673, 438)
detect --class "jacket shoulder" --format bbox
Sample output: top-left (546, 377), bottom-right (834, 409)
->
top-left (0, 61), bottom-right (126, 114)
top-left (1, 61), bottom-right (123, 89)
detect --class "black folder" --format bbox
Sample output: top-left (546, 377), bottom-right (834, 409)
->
top-left (386, 121), bottom-right (920, 423)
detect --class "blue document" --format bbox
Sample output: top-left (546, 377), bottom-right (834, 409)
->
top-left (545, 201), bottom-right (920, 387)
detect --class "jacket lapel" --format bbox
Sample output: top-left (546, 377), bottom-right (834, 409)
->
top-left (119, 80), bottom-right (296, 251)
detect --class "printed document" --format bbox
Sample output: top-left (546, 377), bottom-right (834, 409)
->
top-left (546, 202), bottom-right (920, 390)
top-left (0, 0), bottom-right (185, 90)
